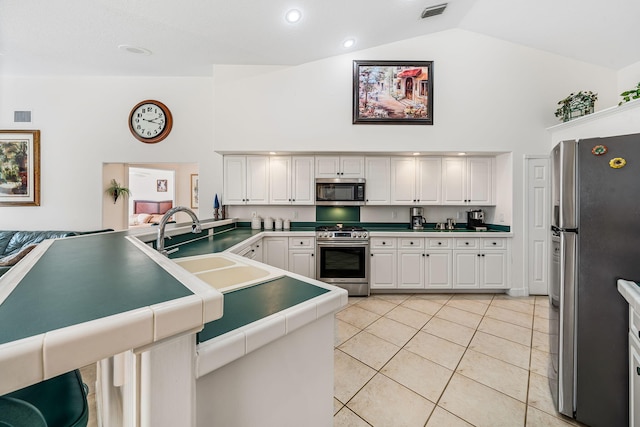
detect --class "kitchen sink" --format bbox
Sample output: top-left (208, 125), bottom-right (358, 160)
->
top-left (174, 253), bottom-right (279, 292)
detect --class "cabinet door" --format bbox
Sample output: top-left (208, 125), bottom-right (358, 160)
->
top-left (315, 156), bottom-right (340, 178)
top-left (252, 240), bottom-right (263, 263)
top-left (370, 250), bottom-right (397, 289)
top-left (467, 157), bottom-right (494, 205)
top-left (453, 251), bottom-right (480, 288)
top-left (340, 157), bottom-right (365, 178)
top-left (365, 157), bottom-right (390, 205)
top-left (416, 157), bottom-right (442, 204)
top-left (289, 250), bottom-right (315, 279)
top-left (263, 237), bottom-right (288, 270)
top-left (269, 156), bottom-right (292, 204)
top-left (223, 156), bottom-right (246, 204)
top-left (442, 157), bottom-right (466, 205)
top-left (480, 251), bottom-right (508, 288)
top-left (246, 156), bottom-right (269, 204)
top-left (390, 157), bottom-right (417, 204)
top-left (291, 156), bottom-right (315, 205)
top-left (425, 250), bottom-right (452, 289)
top-left (397, 250), bottom-right (424, 289)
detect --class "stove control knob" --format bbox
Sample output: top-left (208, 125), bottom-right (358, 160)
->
top-left (362, 232), bottom-right (368, 238)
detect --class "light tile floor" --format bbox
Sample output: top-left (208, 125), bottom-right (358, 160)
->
top-left (334, 293), bottom-right (588, 427)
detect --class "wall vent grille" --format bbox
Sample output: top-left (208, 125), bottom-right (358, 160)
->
top-left (421, 3), bottom-right (448, 19)
top-left (14, 111), bottom-right (32, 122)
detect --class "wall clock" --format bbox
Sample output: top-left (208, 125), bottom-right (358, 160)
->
top-left (128, 100), bottom-right (173, 143)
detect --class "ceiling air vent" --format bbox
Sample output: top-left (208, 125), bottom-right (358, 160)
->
top-left (421, 3), bottom-right (448, 19)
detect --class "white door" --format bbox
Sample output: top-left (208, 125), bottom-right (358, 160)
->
top-left (390, 157), bottom-right (416, 204)
top-left (246, 156), bottom-right (269, 204)
top-left (397, 250), bottom-right (424, 289)
top-left (526, 156), bottom-right (550, 295)
top-left (315, 156), bottom-right (340, 178)
top-left (416, 157), bottom-right (442, 204)
top-left (269, 156), bottom-right (291, 204)
top-left (263, 237), bottom-right (288, 270)
top-left (453, 251), bottom-right (479, 288)
top-left (289, 250), bottom-right (315, 278)
top-left (365, 157), bottom-right (390, 204)
top-left (291, 157), bottom-right (315, 204)
top-left (467, 157), bottom-right (494, 205)
top-left (442, 157), bottom-right (466, 205)
top-left (370, 250), bottom-right (397, 289)
top-left (223, 156), bottom-right (246, 204)
top-left (425, 251), bottom-right (452, 289)
top-left (480, 252), bottom-right (508, 288)
top-left (340, 157), bottom-right (365, 178)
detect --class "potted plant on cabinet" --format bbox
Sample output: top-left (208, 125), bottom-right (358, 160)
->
top-left (618, 82), bottom-right (640, 105)
top-left (105, 179), bottom-right (131, 204)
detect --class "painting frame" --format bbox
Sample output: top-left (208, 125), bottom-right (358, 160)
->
top-left (0, 130), bottom-right (40, 206)
top-left (157, 179), bottom-right (168, 192)
top-left (353, 60), bottom-right (434, 125)
top-left (190, 174), bottom-right (199, 209)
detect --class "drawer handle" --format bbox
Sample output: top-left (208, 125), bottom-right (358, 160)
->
top-left (465, 242), bottom-right (469, 245)
top-left (410, 241), bottom-right (414, 245)
top-left (637, 367), bottom-right (640, 376)
top-left (438, 242), bottom-right (442, 245)
top-left (382, 242), bottom-right (386, 245)
top-left (370, 254), bottom-right (374, 257)
top-left (492, 242), bottom-right (497, 245)
top-left (300, 241), bottom-right (303, 245)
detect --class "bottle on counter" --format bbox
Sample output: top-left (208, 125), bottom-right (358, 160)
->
top-left (275, 218), bottom-right (283, 230)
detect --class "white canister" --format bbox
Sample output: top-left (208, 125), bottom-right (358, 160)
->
top-left (264, 217), bottom-right (273, 230)
top-left (275, 218), bottom-right (283, 230)
top-left (251, 217), bottom-right (262, 230)
top-left (283, 219), bottom-right (291, 230)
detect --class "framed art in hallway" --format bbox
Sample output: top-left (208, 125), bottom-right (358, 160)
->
top-left (191, 174), bottom-right (199, 209)
top-left (157, 179), bottom-right (168, 192)
top-left (353, 60), bottom-right (433, 125)
top-left (0, 130), bottom-right (40, 206)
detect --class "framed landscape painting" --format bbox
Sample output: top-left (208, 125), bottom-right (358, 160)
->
top-left (353, 60), bottom-right (433, 125)
top-left (0, 130), bottom-right (40, 206)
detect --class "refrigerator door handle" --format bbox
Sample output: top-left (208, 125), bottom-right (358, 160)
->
top-left (558, 230), bottom-right (578, 418)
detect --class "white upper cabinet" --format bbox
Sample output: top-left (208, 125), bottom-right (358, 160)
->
top-left (315, 156), bottom-right (364, 178)
top-left (223, 155), bottom-right (269, 205)
top-left (365, 157), bottom-right (390, 205)
top-left (391, 157), bottom-right (442, 205)
top-left (268, 156), bottom-right (315, 205)
top-left (442, 157), bottom-right (494, 205)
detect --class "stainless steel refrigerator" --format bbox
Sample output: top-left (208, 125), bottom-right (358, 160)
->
top-left (550, 134), bottom-right (640, 427)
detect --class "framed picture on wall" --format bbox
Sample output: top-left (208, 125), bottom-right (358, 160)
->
top-left (0, 130), bottom-right (40, 206)
top-left (353, 60), bottom-right (433, 125)
top-left (157, 179), bottom-right (168, 192)
top-left (190, 174), bottom-right (199, 209)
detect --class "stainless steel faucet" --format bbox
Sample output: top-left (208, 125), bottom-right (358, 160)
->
top-left (157, 206), bottom-right (202, 256)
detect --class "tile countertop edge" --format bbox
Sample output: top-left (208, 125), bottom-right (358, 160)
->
top-left (195, 269), bottom-right (347, 379)
top-left (618, 279), bottom-right (640, 312)
top-left (368, 230), bottom-right (514, 237)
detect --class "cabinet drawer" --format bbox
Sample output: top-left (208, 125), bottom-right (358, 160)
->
top-left (427, 238), bottom-right (452, 249)
top-left (289, 237), bottom-right (314, 248)
top-left (482, 238), bottom-right (507, 249)
top-left (371, 237), bottom-right (397, 249)
top-left (455, 238), bottom-right (479, 249)
top-left (399, 238), bottom-right (424, 249)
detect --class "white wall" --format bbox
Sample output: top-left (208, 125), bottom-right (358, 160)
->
top-left (0, 76), bottom-right (217, 231)
top-left (617, 61), bottom-right (640, 95)
top-left (212, 29), bottom-right (618, 294)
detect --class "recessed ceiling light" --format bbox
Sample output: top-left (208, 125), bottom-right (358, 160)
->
top-left (118, 45), bottom-right (152, 56)
top-left (285, 9), bottom-right (302, 24)
top-left (342, 38), bottom-right (356, 48)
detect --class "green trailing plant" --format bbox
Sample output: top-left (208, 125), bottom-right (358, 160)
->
top-left (555, 91), bottom-right (598, 122)
top-left (105, 179), bottom-right (131, 204)
top-left (618, 82), bottom-right (640, 105)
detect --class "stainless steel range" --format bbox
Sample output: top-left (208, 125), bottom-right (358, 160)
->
top-left (316, 225), bottom-right (369, 296)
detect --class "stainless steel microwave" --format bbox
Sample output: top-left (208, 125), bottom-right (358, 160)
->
top-left (315, 178), bottom-right (365, 205)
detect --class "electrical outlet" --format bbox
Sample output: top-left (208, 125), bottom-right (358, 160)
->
top-left (499, 213), bottom-right (505, 223)
top-left (391, 211), bottom-right (397, 219)
top-left (293, 211), bottom-right (298, 219)
top-left (252, 211), bottom-right (257, 218)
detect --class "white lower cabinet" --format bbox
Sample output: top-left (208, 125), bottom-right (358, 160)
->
top-left (263, 237), bottom-right (288, 271)
top-left (371, 235), bottom-right (509, 291)
top-left (370, 237), bottom-right (397, 289)
top-left (629, 331), bottom-right (640, 427)
top-left (288, 237), bottom-right (315, 279)
top-left (236, 239), bottom-right (263, 262)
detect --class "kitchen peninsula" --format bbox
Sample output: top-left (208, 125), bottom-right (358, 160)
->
top-left (0, 220), bottom-right (348, 427)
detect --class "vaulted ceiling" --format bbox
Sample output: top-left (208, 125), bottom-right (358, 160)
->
top-left (0, 0), bottom-right (638, 76)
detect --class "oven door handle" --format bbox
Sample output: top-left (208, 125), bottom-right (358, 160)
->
top-left (316, 241), bottom-right (369, 247)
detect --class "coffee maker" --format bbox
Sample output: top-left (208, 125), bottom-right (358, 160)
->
top-left (466, 209), bottom-right (487, 231)
top-left (410, 207), bottom-right (426, 230)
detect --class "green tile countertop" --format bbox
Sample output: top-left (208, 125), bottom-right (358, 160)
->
top-left (168, 228), bottom-right (264, 259)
